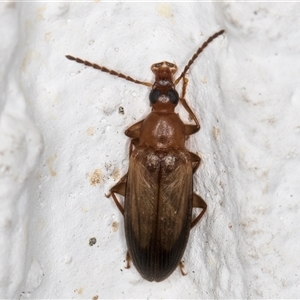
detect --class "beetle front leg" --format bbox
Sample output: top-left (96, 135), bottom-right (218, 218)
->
top-left (191, 193), bottom-right (207, 229)
top-left (106, 175), bottom-right (127, 215)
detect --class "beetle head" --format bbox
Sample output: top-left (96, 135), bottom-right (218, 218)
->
top-left (151, 61), bottom-right (178, 85)
top-left (149, 61), bottom-right (179, 112)
top-left (149, 61), bottom-right (179, 111)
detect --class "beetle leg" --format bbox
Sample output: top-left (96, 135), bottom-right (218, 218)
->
top-left (125, 251), bottom-right (131, 269)
top-left (189, 151), bottom-right (201, 173)
top-left (108, 180), bottom-right (133, 271)
top-left (106, 175), bottom-right (127, 215)
top-left (180, 77), bottom-right (201, 135)
top-left (191, 193), bottom-right (207, 229)
top-left (179, 261), bottom-right (187, 276)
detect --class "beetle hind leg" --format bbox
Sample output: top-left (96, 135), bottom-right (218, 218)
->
top-left (191, 193), bottom-right (207, 229)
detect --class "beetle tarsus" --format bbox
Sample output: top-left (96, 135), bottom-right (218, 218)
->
top-left (125, 251), bottom-right (131, 269)
top-left (179, 261), bottom-right (187, 276)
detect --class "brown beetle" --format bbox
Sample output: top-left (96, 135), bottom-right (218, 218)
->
top-left (66, 29), bottom-right (224, 282)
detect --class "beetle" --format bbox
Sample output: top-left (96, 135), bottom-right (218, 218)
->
top-left (66, 29), bottom-right (224, 282)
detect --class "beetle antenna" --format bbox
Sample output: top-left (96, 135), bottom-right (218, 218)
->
top-left (66, 55), bottom-right (152, 87)
top-left (175, 29), bottom-right (225, 85)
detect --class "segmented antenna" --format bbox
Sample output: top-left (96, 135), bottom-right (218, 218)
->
top-left (175, 29), bottom-right (225, 85)
top-left (65, 55), bottom-right (152, 87)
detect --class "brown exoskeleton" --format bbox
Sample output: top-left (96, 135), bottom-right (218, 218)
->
top-left (66, 29), bottom-right (225, 282)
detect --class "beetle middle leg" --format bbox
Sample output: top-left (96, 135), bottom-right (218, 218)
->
top-left (106, 175), bottom-right (127, 215)
top-left (107, 119), bottom-right (144, 214)
top-left (191, 194), bottom-right (207, 229)
top-left (180, 75), bottom-right (207, 228)
top-left (108, 118), bottom-right (144, 210)
top-left (189, 151), bottom-right (201, 173)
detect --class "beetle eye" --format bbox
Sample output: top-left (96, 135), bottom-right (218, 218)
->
top-left (149, 89), bottom-right (161, 104)
top-left (167, 89), bottom-right (179, 105)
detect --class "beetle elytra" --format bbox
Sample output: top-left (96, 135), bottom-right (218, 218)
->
top-left (66, 29), bottom-right (225, 282)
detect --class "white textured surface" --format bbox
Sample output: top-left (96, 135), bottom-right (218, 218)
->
top-left (0, 2), bottom-right (300, 299)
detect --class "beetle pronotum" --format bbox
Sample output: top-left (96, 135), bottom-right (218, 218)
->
top-left (66, 29), bottom-right (225, 282)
